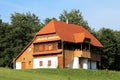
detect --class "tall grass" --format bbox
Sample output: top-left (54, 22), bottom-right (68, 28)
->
top-left (0, 68), bottom-right (120, 80)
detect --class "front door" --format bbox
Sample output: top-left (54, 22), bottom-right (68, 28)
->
top-left (22, 62), bottom-right (26, 69)
top-left (58, 56), bottom-right (63, 68)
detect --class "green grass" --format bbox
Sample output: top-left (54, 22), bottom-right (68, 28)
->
top-left (0, 68), bottom-right (120, 80)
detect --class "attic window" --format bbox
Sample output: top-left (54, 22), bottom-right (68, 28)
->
top-left (23, 58), bottom-right (26, 60)
top-left (84, 38), bottom-right (91, 43)
top-left (29, 61), bottom-right (32, 65)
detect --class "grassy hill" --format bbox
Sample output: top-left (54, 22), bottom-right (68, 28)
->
top-left (0, 68), bottom-right (120, 80)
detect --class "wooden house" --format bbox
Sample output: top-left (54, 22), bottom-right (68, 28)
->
top-left (14, 20), bottom-right (103, 69)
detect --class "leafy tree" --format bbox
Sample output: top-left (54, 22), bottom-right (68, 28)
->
top-left (44, 17), bottom-right (57, 25)
top-left (0, 12), bottom-right (42, 68)
top-left (96, 28), bottom-right (119, 70)
top-left (10, 12), bottom-right (42, 57)
top-left (0, 21), bottom-right (12, 67)
top-left (59, 9), bottom-right (91, 32)
top-left (11, 12), bottom-right (42, 33)
top-left (112, 31), bottom-right (120, 70)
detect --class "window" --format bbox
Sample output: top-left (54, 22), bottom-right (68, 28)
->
top-left (54, 43), bottom-right (58, 50)
top-left (39, 61), bottom-right (43, 66)
top-left (23, 58), bottom-right (26, 60)
top-left (48, 44), bottom-right (53, 50)
top-left (48, 60), bottom-right (51, 66)
top-left (39, 45), bottom-right (44, 52)
top-left (45, 44), bottom-right (53, 51)
top-left (34, 44), bottom-right (39, 52)
top-left (29, 61), bottom-right (32, 65)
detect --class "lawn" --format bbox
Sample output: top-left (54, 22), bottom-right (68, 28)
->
top-left (0, 68), bottom-right (120, 80)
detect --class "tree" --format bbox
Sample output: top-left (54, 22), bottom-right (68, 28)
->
top-left (11, 12), bottom-right (42, 33)
top-left (0, 12), bottom-right (42, 68)
top-left (96, 28), bottom-right (118, 70)
top-left (44, 17), bottom-right (57, 25)
top-left (59, 9), bottom-right (91, 32)
top-left (0, 21), bottom-right (12, 67)
top-left (10, 12), bottom-right (42, 57)
top-left (112, 31), bottom-right (120, 70)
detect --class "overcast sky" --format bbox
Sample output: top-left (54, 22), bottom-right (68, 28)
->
top-left (0, 0), bottom-right (120, 30)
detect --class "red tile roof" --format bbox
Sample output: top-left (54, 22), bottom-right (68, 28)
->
top-left (36, 20), bottom-right (103, 47)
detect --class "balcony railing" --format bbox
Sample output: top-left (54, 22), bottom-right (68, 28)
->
top-left (74, 49), bottom-right (90, 58)
top-left (73, 49), bottom-right (100, 61)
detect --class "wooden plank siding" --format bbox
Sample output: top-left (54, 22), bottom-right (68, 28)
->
top-left (16, 44), bottom-right (34, 69)
top-left (33, 34), bottom-right (61, 43)
top-left (34, 42), bottom-right (58, 53)
top-left (91, 53), bottom-right (100, 61)
top-left (58, 55), bottom-right (63, 68)
top-left (74, 49), bottom-right (90, 58)
top-left (22, 62), bottom-right (26, 69)
top-left (33, 49), bottom-right (62, 55)
top-left (64, 50), bottom-right (74, 67)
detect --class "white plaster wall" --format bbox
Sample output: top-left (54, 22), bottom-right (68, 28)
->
top-left (68, 58), bottom-right (89, 69)
top-left (72, 57), bottom-right (79, 68)
top-left (82, 59), bottom-right (88, 69)
top-left (68, 57), bottom-right (79, 69)
top-left (88, 60), bottom-right (91, 69)
top-left (79, 58), bottom-right (88, 69)
top-left (33, 56), bottom-right (58, 68)
top-left (91, 61), bottom-right (97, 70)
top-left (16, 62), bottom-right (21, 69)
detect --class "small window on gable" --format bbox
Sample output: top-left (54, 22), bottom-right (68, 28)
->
top-left (29, 61), bottom-right (32, 65)
top-left (23, 58), bottom-right (26, 60)
top-left (48, 60), bottom-right (51, 66)
top-left (39, 61), bottom-right (43, 66)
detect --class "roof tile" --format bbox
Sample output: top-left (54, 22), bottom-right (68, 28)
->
top-left (37, 20), bottom-right (103, 47)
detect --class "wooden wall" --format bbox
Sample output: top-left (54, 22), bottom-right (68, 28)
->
top-left (64, 50), bottom-right (74, 67)
top-left (34, 42), bottom-right (58, 52)
top-left (16, 44), bottom-right (34, 69)
top-left (74, 49), bottom-right (90, 58)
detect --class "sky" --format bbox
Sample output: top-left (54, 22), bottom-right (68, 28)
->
top-left (0, 0), bottom-right (120, 31)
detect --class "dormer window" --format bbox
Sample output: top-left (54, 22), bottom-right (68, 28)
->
top-left (84, 38), bottom-right (91, 43)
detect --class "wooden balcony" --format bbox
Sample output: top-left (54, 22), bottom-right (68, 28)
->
top-left (73, 49), bottom-right (100, 61)
top-left (74, 49), bottom-right (90, 58)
